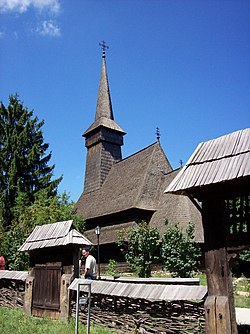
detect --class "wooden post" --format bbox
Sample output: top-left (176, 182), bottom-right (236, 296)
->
top-left (59, 274), bottom-right (73, 322)
top-left (23, 275), bottom-right (34, 316)
top-left (202, 198), bottom-right (238, 334)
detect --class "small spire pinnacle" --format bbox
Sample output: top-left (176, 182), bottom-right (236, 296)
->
top-left (179, 159), bottom-right (183, 168)
top-left (156, 127), bottom-right (160, 142)
top-left (99, 40), bottom-right (109, 58)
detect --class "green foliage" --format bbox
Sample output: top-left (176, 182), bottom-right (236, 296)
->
top-left (240, 248), bottom-right (250, 262)
top-left (0, 95), bottom-right (85, 270)
top-left (0, 307), bottom-right (118, 334)
top-left (161, 221), bottom-right (201, 277)
top-left (0, 190), bottom-right (85, 270)
top-left (118, 221), bottom-right (160, 278)
top-left (105, 259), bottom-right (120, 277)
top-left (0, 94), bottom-right (62, 229)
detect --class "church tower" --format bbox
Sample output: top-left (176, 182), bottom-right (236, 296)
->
top-left (83, 43), bottom-right (126, 194)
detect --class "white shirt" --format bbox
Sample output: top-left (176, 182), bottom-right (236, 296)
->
top-left (85, 254), bottom-right (97, 276)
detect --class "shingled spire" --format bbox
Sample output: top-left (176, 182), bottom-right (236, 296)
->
top-left (83, 44), bottom-right (126, 194)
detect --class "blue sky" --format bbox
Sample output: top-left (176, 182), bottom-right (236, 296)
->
top-left (0, 0), bottom-right (249, 202)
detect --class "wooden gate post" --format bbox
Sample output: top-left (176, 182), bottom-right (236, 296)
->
top-left (24, 275), bottom-right (34, 316)
top-left (202, 198), bottom-right (238, 334)
top-left (59, 274), bottom-right (73, 321)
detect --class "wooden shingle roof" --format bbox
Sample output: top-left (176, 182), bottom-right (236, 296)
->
top-left (0, 270), bottom-right (28, 281)
top-left (76, 142), bottom-right (203, 243)
top-left (79, 169), bottom-right (203, 244)
top-left (84, 221), bottom-right (138, 245)
top-left (165, 128), bottom-right (250, 195)
top-left (150, 169), bottom-right (203, 242)
top-left (75, 142), bottom-right (172, 219)
top-left (69, 278), bottom-right (207, 301)
top-left (18, 220), bottom-right (93, 252)
top-left (83, 116), bottom-right (125, 135)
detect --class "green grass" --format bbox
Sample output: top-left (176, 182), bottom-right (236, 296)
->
top-left (194, 273), bottom-right (250, 308)
top-left (193, 273), bottom-right (207, 286)
top-left (196, 273), bottom-right (250, 308)
top-left (234, 277), bottom-right (250, 308)
top-left (0, 307), bottom-right (119, 334)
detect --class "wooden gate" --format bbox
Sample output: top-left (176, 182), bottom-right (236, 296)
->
top-left (32, 265), bottom-right (61, 317)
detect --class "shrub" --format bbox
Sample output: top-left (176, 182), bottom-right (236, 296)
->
top-left (118, 221), bottom-right (160, 278)
top-left (105, 259), bottom-right (120, 277)
top-left (161, 221), bottom-right (201, 277)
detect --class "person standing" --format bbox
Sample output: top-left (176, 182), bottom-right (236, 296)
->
top-left (0, 256), bottom-right (5, 270)
top-left (81, 247), bottom-right (97, 280)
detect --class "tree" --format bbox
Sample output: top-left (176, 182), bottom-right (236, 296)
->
top-left (1, 190), bottom-right (85, 270)
top-left (161, 221), bottom-right (201, 277)
top-left (0, 95), bottom-right (61, 229)
top-left (118, 221), bottom-right (160, 277)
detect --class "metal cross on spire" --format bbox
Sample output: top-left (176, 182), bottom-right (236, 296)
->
top-left (156, 127), bottom-right (160, 142)
top-left (99, 40), bottom-right (109, 58)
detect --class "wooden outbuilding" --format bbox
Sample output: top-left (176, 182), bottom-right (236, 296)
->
top-left (165, 128), bottom-right (250, 334)
top-left (18, 220), bottom-right (93, 320)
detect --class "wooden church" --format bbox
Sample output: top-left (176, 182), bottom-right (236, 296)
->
top-left (75, 46), bottom-right (203, 263)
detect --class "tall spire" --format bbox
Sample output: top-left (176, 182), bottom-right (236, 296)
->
top-left (95, 43), bottom-right (114, 121)
top-left (82, 42), bottom-right (126, 194)
top-left (83, 42), bottom-right (125, 136)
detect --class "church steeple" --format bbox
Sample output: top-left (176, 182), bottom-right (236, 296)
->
top-left (83, 43), bottom-right (126, 194)
top-left (84, 43), bottom-right (124, 136)
top-left (95, 41), bottom-right (114, 121)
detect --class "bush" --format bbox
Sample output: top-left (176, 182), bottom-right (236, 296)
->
top-left (118, 221), bottom-right (160, 278)
top-left (105, 259), bottom-right (120, 277)
top-left (161, 221), bottom-right (201, 277)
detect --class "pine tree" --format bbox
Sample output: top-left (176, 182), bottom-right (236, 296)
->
top-left (0, 95), bottom-right (62, 229)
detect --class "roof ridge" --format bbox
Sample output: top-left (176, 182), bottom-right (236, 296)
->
top-left (116, 142), bottom-right (159, 164)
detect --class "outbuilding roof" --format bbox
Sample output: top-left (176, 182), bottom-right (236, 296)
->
top-left (18, 220), bottom-right (93, 252)
top-left (165, 128), bottom-right (250, 195)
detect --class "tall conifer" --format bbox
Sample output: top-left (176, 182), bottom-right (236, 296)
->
top-left (0, 95), bottom-right (62, 229)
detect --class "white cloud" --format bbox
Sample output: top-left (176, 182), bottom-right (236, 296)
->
top-left (0, 0), bottom-right (60, 14)
top-left (36, 19), bottom-right (60, 37)
top-left (0, 0), bottom-right (62, 37)
top-left (0, 31), bottom-right (4, 38)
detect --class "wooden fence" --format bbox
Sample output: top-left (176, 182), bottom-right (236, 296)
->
top-left (1, 271), bottom-right (206, 333)
top-left (71, 292), bottom-right (206, 333)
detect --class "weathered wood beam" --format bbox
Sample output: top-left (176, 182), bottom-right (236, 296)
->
top-left (202, 198), bottom-right (238, 334)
